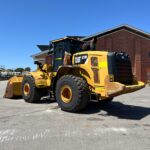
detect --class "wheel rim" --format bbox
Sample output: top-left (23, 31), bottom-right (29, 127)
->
top-left (24, 83), bottom-right (30, 96)
top-left (60, 85), bottom-right (72, 103)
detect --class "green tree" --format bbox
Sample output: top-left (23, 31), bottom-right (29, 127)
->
top-left (15, 68), bottom-right (24, 73)
top-left (24, 67), bottom-right (31, 72)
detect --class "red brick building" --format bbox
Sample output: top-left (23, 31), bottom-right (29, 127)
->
top-left (32, 25), bottom-right (150, 82)
top-left (82, 25), bottom-right (150, 82)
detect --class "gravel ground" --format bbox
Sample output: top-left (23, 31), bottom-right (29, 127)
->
top-left (0, 80), bottom-right (150, 150)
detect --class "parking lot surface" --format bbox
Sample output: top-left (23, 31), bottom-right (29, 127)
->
top-left (0, 81), bottom-right (150, 150)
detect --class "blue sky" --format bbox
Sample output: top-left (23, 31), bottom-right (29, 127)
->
top-left (0, 0), bottom-right (150, 70)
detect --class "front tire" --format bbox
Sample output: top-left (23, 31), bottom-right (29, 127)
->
top-left (55, 75), bottom-right (90, 112)
top-left (22, 76), bottom-right (47, 103)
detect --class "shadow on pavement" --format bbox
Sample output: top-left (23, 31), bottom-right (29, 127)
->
top-left (4, 96), bottom-right (56, 104)
top-left (3, 96), bottom-right (150, 120)
top-left (39, 97), bottom-right (56, 104)
top-left (80, 101), bottom-right (150, 120)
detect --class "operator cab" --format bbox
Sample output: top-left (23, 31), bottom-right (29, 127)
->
top-left (47, 36), bottom-right (84, 72)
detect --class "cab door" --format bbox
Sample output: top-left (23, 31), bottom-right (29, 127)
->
top-left (53, 42), bottom-right (64, 72)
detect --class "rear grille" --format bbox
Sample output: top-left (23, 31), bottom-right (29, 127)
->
top-left (108, 52), bottom-right (133, 85)
top-left (115, 61), bottom-right (133, 84)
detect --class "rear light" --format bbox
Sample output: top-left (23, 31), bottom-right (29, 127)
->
top-left (91, 57), bottom-right (99, 83)
top-left (109, 74), bottom-right (114, 82)
top-left (92, 68), bottom-right (100, 83)
top-left (91, 57), bottom-right (98, 66)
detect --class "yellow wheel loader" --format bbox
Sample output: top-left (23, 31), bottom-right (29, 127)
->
top-left (4, 37), bottom-right (145, 112)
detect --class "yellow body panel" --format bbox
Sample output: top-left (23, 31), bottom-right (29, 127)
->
top-left (29, 70), bottom-right (51, 88)
top-left (72, 51), bottom-right (145, 99)
top-left (73, 51), bottom-right (108, 87)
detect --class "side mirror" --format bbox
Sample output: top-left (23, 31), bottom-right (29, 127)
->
top-left (34, 61), bottom-right (43, 68)
top-left (34, 61), bottom-right (40, 65)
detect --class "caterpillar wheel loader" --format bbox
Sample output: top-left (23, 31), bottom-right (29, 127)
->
top-left (4, 36), bottom-right (145, 112)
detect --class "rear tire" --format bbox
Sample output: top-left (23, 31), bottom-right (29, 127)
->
top-left (22, 76), bottom-right (47, 103)
top-left (55, 75), bottom-right (90, 112)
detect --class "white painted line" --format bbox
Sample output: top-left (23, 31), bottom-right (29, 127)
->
top-left (0, 127), bottom-right (129, 143)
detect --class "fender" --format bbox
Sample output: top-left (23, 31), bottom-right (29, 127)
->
top-left (27, 70), bottom-right (51, 88)
top-left (56, 65), bottom-right (95, 88)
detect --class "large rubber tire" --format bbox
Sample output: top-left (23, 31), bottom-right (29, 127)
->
top-left (22, 76), bottom-right (46, 103)
top-left (55, 75), bottom-right (90, 112)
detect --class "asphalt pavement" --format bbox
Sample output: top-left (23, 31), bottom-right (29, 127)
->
top-left (0, 80), bottom-right (150, 150)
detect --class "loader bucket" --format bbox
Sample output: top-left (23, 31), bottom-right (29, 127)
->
top-left (4, 76), bottom-right (23, 98)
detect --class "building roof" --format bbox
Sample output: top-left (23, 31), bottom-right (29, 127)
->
top-left (81, 24), bottom-right (150, 41)
top-left (31, 25), bottom-right (150, 59)
top-left (37, 45), bottom-right (49, 51)
top-left (31, 50), bottom-right (50, 58)
top-left (51, 36), bottom-right (85, 43)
